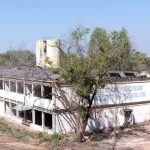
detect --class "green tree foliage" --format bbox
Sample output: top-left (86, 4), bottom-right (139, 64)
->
top-left (127, 49), bottom-right (149, 71)
top-left (89, 27), bottom-right (150, 71)
top-left (60, 27), bottom-right (119, 142)
top-left (110, 28), bottom-right (131, 70)
top-left (89, 27), bottom-right (132, 71)
top-left (88, 27), bottom-right (110, 54)
top-left (0, 50), bottom-right (36, 67)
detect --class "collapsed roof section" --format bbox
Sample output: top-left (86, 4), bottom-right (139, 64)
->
top-left (107, 71), bottom-right (150, 79)
top-left (0, 66), bottom-right (62, 82)
top-left (0, 66), bottom-right (149, 83)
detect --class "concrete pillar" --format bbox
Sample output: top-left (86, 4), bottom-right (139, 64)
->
top-left (23, 81), bottom-right (25, 94)
top-left (16, 109), bottom-right (19, 118)
top-left (52, 87), bottom-right (56, 132)
top-left (2, 79), bottom-right (4, 90)
top-left (16, 101), bottom-right (19, 118)
top-left (16, 81), bottom-right (18, 93)
top-left (9, 102), bottom-right (12, 115)
top-left (32, 81), bottom-right (34, 97)
top-left (9, 80), bottom-right (10, 92)
top-left (42, 111), bottom-right (45, 129)
top-left (41, 82), bottom-right (44, 97)
top-left (32, 109), bottom-right (35, 124)
top-left (24, 111), bottom-right (27, 122)
top-left (4, 101), bottom-right (6, 113)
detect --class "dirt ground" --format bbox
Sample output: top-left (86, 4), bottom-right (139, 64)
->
top-left (1, 118), bottom-right (150, 150)
top-left (61, 123), bottom-right (150, 150)
top-left (0, 134), bottom-right (46, 150)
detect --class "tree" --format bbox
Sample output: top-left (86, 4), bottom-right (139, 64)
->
top-left (0, 49), bottom-right (36, 67)
top-left (60, 27), bottom-right (120, 142)
top-left (88, 27), bottom-right (133, 71)
top-left (88, 27), bottom-right (110, 55)
top-left (110, 28), bottom-right (131, 71)
top-left (127, 49), bottom-right (148, 71)
top-left (57, 26), bottom-right (149, 142)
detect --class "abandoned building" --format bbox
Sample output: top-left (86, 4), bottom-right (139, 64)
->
top-left (0, 39), bottom-right (150, 134)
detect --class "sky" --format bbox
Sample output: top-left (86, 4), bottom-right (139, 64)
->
top-left (0, 0), bottom-right (150, 55)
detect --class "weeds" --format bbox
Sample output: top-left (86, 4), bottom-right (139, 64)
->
top-left (0, 117), bottom-right (11, 134)
top-left (38, 132), bottom-right (62, 144)
top-left (51, 133), bottom-right (62, 144)
top-left (0, 117), bottom-right (63, 145)
top-left (38, 132), bottom-right (51, 143)
top-left (90, 142), bottom-right (99, 147)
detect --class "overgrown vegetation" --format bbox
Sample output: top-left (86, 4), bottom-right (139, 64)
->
top-left (0, 117), bottom-right (11, 134)
top-left (0, 117), bottom-right (62, 145)
top-left (0, 49), bottom-right (36, 67)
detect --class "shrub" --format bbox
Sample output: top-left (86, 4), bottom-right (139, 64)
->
top-left (51, 133), bottom-right (62, 144)
top-left (38, 132), bottom-right (51, 143)
top-left (0, 118), bottom-right (11, 134)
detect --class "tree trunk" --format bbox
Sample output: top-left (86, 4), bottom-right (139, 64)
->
top-left (78, 117), bottom-right (88, 142)
top-left (77, 89), bottom-right (97, 142)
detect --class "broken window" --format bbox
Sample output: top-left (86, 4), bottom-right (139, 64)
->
top-left (35, 110), bottom-right (42, 125)
top-left (0, 80), bottom-right (3, 89)
top-left (43, 40), bottom-right (47, 53)
top-left (10, 81), bottom-right (16, 92)
top-left (17, 82), bottom-right (23, 94)
top-left (45, 113), bottom-right (52, 129)
top-left (19, 111), bottom-right (24, 118)
top-left (26, 110), bottom-right (32, 122)
top-left (4, 81), bottom-right (9, 91)
top-left (34, 84), bottom-right (41, 97)
top-left (43, 86), bottom-right (52, 99)
top-left (11, 103), bottom-right (16, 116)
top-left (5, 101), bottom-right (9, 114)
top-left (25, 83), bottom-right (32, 96)
top-left (124, 72), bottom-right (136, 78)
top-left (109, 73), bottom-right (121, 78)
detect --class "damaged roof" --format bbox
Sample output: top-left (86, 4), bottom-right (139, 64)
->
top-left (0, 66), bottom-right (62, 81)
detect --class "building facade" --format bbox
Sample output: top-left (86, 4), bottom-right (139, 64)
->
top-left (0, 39), bottom-right (150, 134)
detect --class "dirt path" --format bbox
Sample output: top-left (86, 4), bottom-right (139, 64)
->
top-left (0, 134), bottom-right (46, 150)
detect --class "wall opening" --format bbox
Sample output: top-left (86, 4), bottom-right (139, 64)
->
top-left (17, 82), bottom-right (23, 94)
top-left (0, 80), bottom-right (3, 89)
top-left (45, 113), bottom-right (52, 129)
top-left (4, 81), bottom-right (9, 91)
top-left (19, 111), bottom-right (24, 118)
top-left (10, 81), bottom-right (16, 92)
top-left (11, 103), bottom-right (16, 116)
top-left (43, 40), bottom-right (47, 53)
top-left (26, 110), bottom-right (32, 122)
top-left (25, 83), bottom-right (32, 96)
top-left (5, 101), bottom-right (10, 114)
top-left (43, 86), bottom-right (52, 99)
top-left (35, 110), bottom-right (42, 125)
top-left (34, 84), bottom-right (41, 97)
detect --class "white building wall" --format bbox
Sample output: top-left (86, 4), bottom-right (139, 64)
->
top-left (54, 80), bottom-right (150, 133)
top-left (0, 78), bottom-right (150, 134)
top-left (95, 80), bottom-right (150, 105)
top-left (0, 89), bottom-right (53, 111)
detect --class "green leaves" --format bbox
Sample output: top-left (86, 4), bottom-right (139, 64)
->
top-left (60, 26), bottom-right (150, 99)
top-left (0, 50), bottom-right (35, 67)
